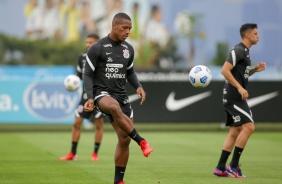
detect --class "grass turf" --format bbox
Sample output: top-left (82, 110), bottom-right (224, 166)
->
top-left (0, 130), bottom-right (282, 184)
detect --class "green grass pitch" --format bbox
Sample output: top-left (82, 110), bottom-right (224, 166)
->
top-left (0, 126), bottom-right (282, 184)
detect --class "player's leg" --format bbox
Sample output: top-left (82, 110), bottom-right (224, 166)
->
top-left (214, 110), bottom-right (241, 177)
top-left (227, 103), bottom-right (254, 178)
top-left (111, 119), bottom-right (131, 184)
top-left (92, 112), bottom-right (104, 161)
top-left (71, 116), bottom-right (84, 153)
top-left (226, 122), bottom-right (254, 178)
top-left (97, 96), bottom-right (153, 157)
top-left (60, 96), bottom-right (88, 161)
top-left (60, 116), bottom-right (84, 160)
top-left (223, 126), bottom-right (242, 152)
top-left (214, 126), bottom-right (241, 177)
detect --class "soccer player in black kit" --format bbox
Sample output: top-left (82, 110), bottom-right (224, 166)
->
top-left (213, 23), bottom-right (266, 178)
top-left (83, 13), bottom-right (153, 184)
top-left (60, 33), bottom-right (105, 161)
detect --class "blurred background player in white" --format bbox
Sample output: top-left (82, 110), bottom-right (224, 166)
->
top-left (25, 0), bottom-right (59, 40)
top-left (60, 33), bottom-right (105, 161)
top-left (213, 23), bottom-right (266, 178)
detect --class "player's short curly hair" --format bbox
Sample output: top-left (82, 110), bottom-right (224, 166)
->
top-left (112, 13), bottom-right (131, 24)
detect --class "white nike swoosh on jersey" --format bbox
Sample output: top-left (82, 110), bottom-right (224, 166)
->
top-left (106, 52), bottom-right (112, 55)
top-left (128, 94), bottom-right (141, 103)
top-left (166, 91), bottom-right (212, 111)
top-left (247, 91), bottom-right (279, 108)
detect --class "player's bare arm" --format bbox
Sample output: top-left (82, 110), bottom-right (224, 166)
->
top-left (249, 62), bottom-right (267, 76)
top-left (136, 87), bottom-right (146, 105)
top-left (221, 61), bottom-right (249, 100)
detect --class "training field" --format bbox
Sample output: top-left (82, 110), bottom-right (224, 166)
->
top-left (0, 123), bottom-right (282, 184)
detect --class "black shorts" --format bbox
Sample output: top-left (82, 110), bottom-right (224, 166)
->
top-left (75, 92), bottom-right (104, 120)
top-left (224, 100), bottom-right (253, 127)
top-left (94, 91), bottom-right (133, 123)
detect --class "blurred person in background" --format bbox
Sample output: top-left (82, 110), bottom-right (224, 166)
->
top-left (54, 0), bottom-right (67, 41)
top-left (143, 4), bottom-right (171, 69)
top-left (60, 33), bottom-right (105, 161)
top-left (24, 0), bottom-right (38, 18)
top-left (127, 2), bottom-right (145, 59)
top-left (80, 1), bottom-right (97, 40)
top-left (144, 4), bottom-right (169, 48)
top-left (97, 0), bottom-right (123, 38)
top-left (63, 0), bottom-right (81, 42)
top-left (25, 0), bottom-right (59, 40)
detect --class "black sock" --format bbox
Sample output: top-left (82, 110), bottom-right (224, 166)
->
top-left (114, 166), bottom-right (126, 184)
top-left (230, 146), bottom-right (244, 167)
top-left (128, 128), bottom-right (144, 145)
top-left (216, 150), bottom-right (231, 171)
top-left (71, 141), bottom-right (78, 155)
top-left (94, 142), bottom-right (100, 153)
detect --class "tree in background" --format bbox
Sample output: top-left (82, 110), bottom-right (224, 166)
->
top-left (212, 41), bottom-right (229, 66)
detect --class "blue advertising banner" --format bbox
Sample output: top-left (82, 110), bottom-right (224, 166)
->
top-left (0, 66), bottom-right (81, 124)
top-left (1, 66), bottom-right (281, 124)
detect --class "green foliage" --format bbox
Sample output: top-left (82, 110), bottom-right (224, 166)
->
top-left (212, 41), bottom-right (229, 66)
top-left (134, 36), bottom-right (182, 70)
top-left (0, 33), bottom-right (84, 66)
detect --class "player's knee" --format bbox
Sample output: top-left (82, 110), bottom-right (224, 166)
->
top-left (119, 136), bottom-right (131, 146)
top-left (250, 124), bottom-right (255, 133)
top-left (244, 123), bottom-right (255, 133)
top-left (73, 122), bottom-right (81, 130)
top-left (108, 103), bottom-right (122, 115)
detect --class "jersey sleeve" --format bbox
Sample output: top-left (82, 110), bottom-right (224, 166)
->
top-left (76, 54), bottom-right (83, 80)
top-left (84, 43), bottom-right (101, 100)
top-left (226, 46), bottom-right (244, 66)
top-left (126, 47), bottom-right (142, 89)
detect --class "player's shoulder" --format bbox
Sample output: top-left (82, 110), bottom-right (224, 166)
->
top-left (77, 52), bottom-right (86, 60)
top-left (78, 52), bottom-right (86, 57)
top-left (88, 36), bottom-right (114, 52)
top-left (88, 40), bottom-right (103, 56)
top-left (233, 42), bottom-right (247, 53)
top-left (121, 41), bottom-right (134, 51)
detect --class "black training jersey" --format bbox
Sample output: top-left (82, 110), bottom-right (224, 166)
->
top-left (84, 36), bottom-right (140, 100)
top-left (223, 42), bottom-right (251, 102)
top-left (76, 53), bottom-right (87, 80)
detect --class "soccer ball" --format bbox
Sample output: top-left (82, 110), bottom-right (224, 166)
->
top-left (64, 74), bottom-right (81, 92)
top-left (189, 65), bottom-right (212, 88)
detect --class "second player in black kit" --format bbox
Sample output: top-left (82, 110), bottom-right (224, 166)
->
top-left (222, 42), bottom-right (253, 124)
top-left (213, 23), bottom-right (266, 178)
top-left (60, 34), bottom-right (105, 162)
top-left (83, 13), bottom-right (153, 184)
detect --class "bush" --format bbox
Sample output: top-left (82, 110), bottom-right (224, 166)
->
top-left (0, 33), bottom-right (84, 66)
top-left (212, 41), bottom-right (229, 66)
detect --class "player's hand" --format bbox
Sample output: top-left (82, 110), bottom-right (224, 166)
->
top-left (238, 87), bottom-right (249, 100)
top-left (255, 62), bottom-right (266, 72)
top-left (84, 99), bottom-right (95, 112)
top-left (136, 87), bottom-right (146, 105)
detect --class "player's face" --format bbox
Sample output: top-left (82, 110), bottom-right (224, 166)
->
top-left (113, 19), bottom-right (132, 41)
top-left (85, 37), bottom-right (98, 49)
top-left (247, 28), bottom-right (259, 45)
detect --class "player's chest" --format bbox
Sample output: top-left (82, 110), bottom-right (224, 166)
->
top-left (100, 47), bottom-right (131, 66)
top-left (239, 52), bottom-right (251, 66)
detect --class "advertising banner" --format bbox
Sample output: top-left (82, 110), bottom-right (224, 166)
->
top-left (0, 66), bottom-right (281, 123)
top-left (0, 66), bottom-right (80, 124)
top-left (126, 81), bottom-right (282, 122)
